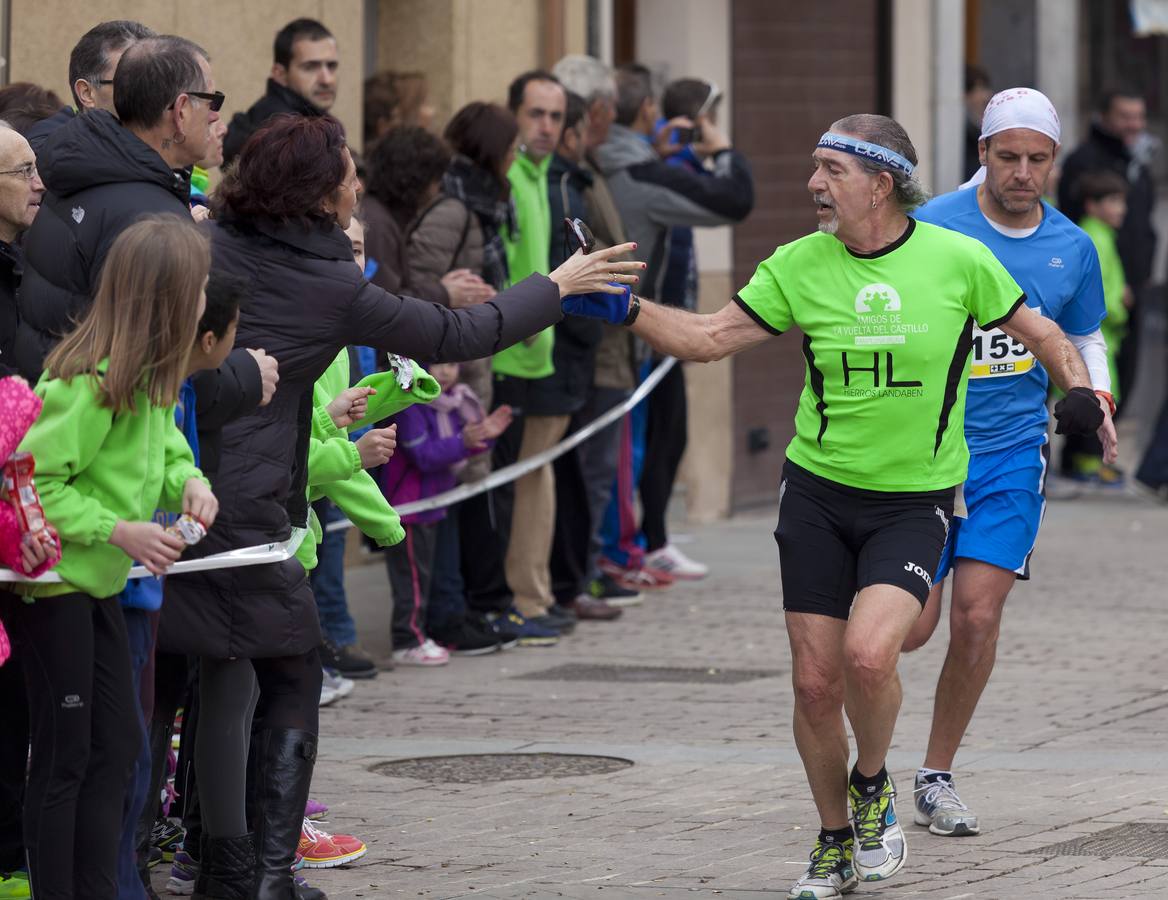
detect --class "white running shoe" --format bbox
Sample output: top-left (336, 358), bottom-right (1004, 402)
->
top-left (786, 836), bottom-right (857, 899)
top-left (644, 544), bottom-right (709, 580)
top-left (392, 638), bottom-right (450, 666)
top-left (913, 773), bottom-right (980, 835)
top-left (849, 776), bottom-right (907, 881)
top-left (318, 681), bottom-right (338, 707)
top-left (321, 668), bottom-right (354, 700)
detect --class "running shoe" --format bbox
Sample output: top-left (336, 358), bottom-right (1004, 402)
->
top-left (786, 836), bottom-right (857, 899)
top-left (432, 617), bottom-right (502, 656)
top-left (0, 871), bottom-right (30, 900)
top-left (486, 609), bottom-right (559, 647)
top-left (320, 639), bottom-right (378, 680)
top-left (467, 611), bottom-right (520, 650)
top-left (152, 818), bottom-right (185, 862)
top-left (644, 544), bottom-right (710, 580)
top-left (319, 679), bottom-right (339, 706)
top-left (392, 638), bottom-right (450, 666)
top-left (599, 558), bottom-right (675, 592)
top-left (587, 573), bottom-right (643, 607)
top-left (165, 848), bottom-right (198, 895)
top-left (913, 773), bottom-right (979, 836)
top-left (321, 667), bottom-right (354, 700)
top-left (305, 798), bottom-right (329, 821)
top-left (297, 818), bottom-right (368, 868)
top-left (849, 776), bottom-right (907, 881)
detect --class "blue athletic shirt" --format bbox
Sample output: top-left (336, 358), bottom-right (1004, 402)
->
top-left (915, 188), bottom-right (1106, 454)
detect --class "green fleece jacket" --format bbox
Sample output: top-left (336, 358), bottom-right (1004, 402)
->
top-left (495, 152), bottom-right (555, 379)
top-left (1080, 215), bottom-right (1127, 401)
top-left (17, 369), bottom-right (206, 599)
top-left (296, 351), bottom-right (440, 570)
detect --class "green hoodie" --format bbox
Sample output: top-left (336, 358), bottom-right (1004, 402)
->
top-left (17, 368), bottom-right (206, 599)
top-left (296, 351), bottom-right (440, 571)
top-left (495, 152), bottom-right (555, 379)
top-left (1079, 215), bottom-right (1127, 400)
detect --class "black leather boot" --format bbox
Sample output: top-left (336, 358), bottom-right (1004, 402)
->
top-left (250, 729), bottom-right (326, 900)
top-left (192, 832), bottom-right (255, 899)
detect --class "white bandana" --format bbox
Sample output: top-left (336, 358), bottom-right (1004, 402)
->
top-left (959, 87), bottom-right (1061, 190)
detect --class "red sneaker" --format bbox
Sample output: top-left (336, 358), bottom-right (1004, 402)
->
top-left (599, 558), bottom-right (675, 591)
top-left (297, 818), bottom-right (368, 868)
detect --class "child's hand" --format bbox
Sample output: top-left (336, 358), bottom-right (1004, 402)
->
top-left (183, 479), bottom-right (219, 528)
top-left (479, 405), bottom-right (514, 441)
top-left (327, 386), bottom-right (377, 428)
top-left (108, 521), bottom-right (185, 576)
top-left (19, 532), bottom-right (52, 572)
top-left (356, 424), bottom-right (397, 468)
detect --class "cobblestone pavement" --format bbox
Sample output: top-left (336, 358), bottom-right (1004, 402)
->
top-left (157, 488), bottom-right (1168, 899)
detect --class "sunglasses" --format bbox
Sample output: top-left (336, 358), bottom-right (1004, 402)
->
top-left (167, 90), bottom-right (226, 112)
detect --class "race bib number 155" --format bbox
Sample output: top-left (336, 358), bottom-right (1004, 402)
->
top-left (969, 324), bottom-right (1036, 378)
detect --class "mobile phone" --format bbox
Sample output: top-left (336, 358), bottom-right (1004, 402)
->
top-left (564, 217), bottom-right (596, 255)
top-left (674, 125), bottom-right (701, 144)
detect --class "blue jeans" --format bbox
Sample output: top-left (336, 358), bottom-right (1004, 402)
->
top-left (117, 607), bottom-right (153, 900)
top-left (310, 500), bottom-right (358, 646)
top-left (427, 513), bottom-right (464, 632)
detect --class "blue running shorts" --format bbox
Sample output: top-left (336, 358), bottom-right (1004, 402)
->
top-left (935, 438), bottom-right (1049, 582)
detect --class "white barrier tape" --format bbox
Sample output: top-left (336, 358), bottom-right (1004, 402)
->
top-left (0, 357), bottom-right (677, 584)
top-left (0, 528), bottom-right (309, 585)
top-left (327, 356), bottom-right (678, 529)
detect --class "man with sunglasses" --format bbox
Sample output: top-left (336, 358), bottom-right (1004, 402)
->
top-left (14, 34), bottom-right (231, 384)
top-left (24, 20), bottom-right (157, 154)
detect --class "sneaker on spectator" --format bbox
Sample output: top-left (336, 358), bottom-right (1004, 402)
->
top-left (532, 604), bottom-right (576, 634)
top-left (432, 618), bottom-right (502, 656)
top-left (587, 573), bottom-right (643, 607)
top-left (0, 871), bottom-right (30, 900)
top-left (600, 558), bottom-right (675, 592)
top-left (320, 639), bottom-right (378, 680)
top-left (392, 638), bottom-right (450, 666)
top-left (321, 667), bottom-right (354, 701)
top-left (152, 818), bottom-right (185, 862)
top-left (165, 848), bottom-right (198, 895)
top-left (470, 611), bottom-right (520, 649)
top-left (319, 680), bottom-right (339, 706)
top-left (487, 609), bottom-right (560, 647)
top-left (565, 593), bottom-right (623, 621)
top-left (305, 799), bottom-right (329, 821)
top-left (298, 818), bottom-right (368, 868)
top-left (645, 544), bottom-right (709, 580)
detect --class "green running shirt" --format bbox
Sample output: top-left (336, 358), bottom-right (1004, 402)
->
top-left (735, 219), bottom-right (1025, 492)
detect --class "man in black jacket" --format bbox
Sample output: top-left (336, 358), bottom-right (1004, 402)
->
top-left (25, 20), bottom-right (157, 154)
top-left (1058, 87), bottom-right (1157, 408)
top-left (223, 18), bottom-right (339, 166)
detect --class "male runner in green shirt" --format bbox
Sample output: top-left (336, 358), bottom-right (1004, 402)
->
top-left (562, 113), bottom-right (1104, 899)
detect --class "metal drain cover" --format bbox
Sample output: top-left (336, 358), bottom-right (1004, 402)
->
top-left (1032, 823), bottom-right (1168, 859)
top-left (513, 663), bottom-right (781, 684)
top-left (370, 753), bottom-right (634, 784)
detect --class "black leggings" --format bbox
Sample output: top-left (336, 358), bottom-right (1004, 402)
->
top-left (640, 361), bottom-right (688, 552)
top-left (1, 592), bottom-right (141, 900)
top-left (195, 652), bottom-right (321, 838)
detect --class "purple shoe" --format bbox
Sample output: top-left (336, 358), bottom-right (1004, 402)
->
top-left (305, 799), bottom-right (328, 821)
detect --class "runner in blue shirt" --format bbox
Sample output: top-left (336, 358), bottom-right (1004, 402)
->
top-left (903, 88), bottom-right (1118, 838)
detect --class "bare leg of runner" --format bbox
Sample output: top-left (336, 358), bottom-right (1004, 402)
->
top-left (923, 560), bottom-right (1014, 770)
top-left (902, 580), bottom-right (945, 652)
top-left (786, 611), bottom-right (850, 829)
top-left (844, 585), bottom-right (922, 775)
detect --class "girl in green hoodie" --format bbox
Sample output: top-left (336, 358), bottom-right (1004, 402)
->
top-left (1, 216), bottom-right (216, 899)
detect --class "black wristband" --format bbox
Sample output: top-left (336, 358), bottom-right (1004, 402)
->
top-left (622, 293), bottom-right (641, 327)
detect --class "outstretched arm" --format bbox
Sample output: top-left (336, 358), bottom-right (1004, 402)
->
top-left (629, 298), bottom-right (772, 363)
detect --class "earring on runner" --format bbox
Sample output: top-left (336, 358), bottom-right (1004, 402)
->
top-left (871, 197), bottom-right (878, 209)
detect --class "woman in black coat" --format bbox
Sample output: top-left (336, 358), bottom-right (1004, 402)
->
top-left (159, 114), bottom-right (639, 899)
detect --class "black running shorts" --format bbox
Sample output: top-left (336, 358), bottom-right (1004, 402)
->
top-left (775, 461), bottom-right (956, 618)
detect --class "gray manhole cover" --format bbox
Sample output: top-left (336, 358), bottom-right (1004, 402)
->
top-left (513, 663), bottom-right (781, 684)
top-left (1032, 823), bottom-right (1168, 859)
top-left (370, 753), bottom-right (634, 784)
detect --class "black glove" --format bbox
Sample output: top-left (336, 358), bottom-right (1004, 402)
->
top-left (1053, 386), bottom-right (1104, 435)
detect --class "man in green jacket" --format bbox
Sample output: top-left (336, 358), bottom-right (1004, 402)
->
top-left (484, 70), bottom-right (576, 634)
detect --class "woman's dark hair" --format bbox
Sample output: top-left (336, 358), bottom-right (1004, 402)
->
top-left (0, 82), bottom-right (63, 135)
top-left (444, 101), bottom-right (518, 184)
top-left (215, 114), bottom-right (348, 228)
top-left (365, 126), bottom-right (451, 223)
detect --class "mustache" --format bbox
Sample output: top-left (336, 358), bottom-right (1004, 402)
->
top-left (813, 193), bottom-right (834, 208)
